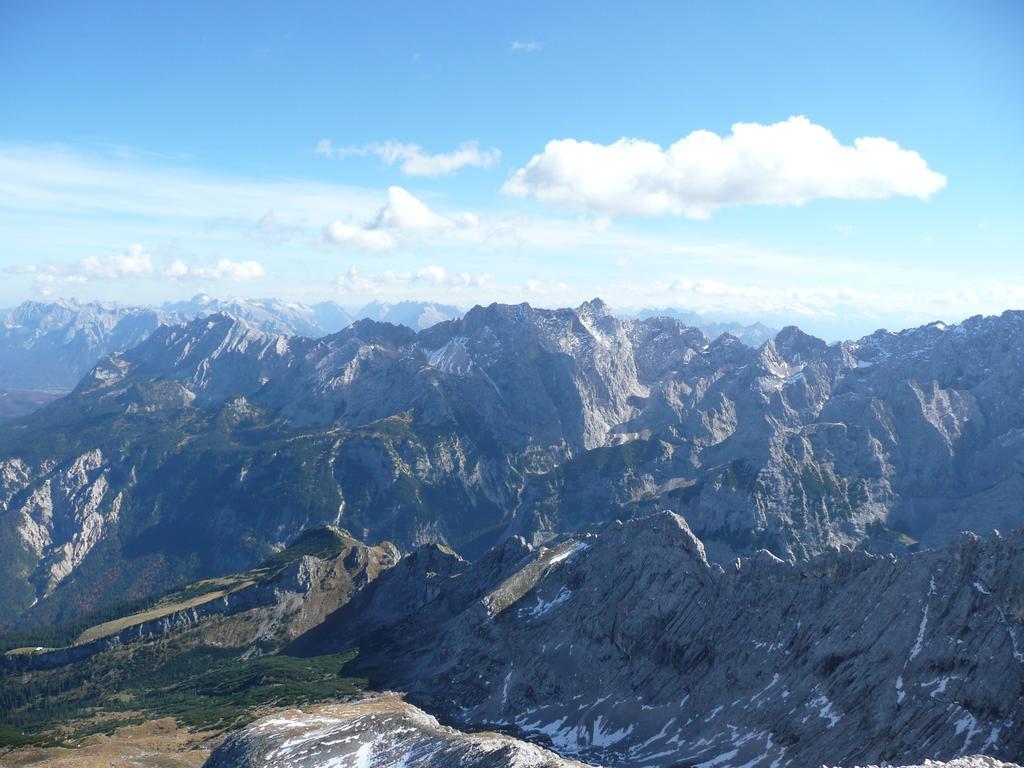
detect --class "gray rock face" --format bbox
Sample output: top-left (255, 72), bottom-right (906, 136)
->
top-left (3, 302), bottom-right (1024, 630)
top-left (298, 514), bottom-right (1024, 767)
top-left (514, 310), bottom-right (1024, 565)
top-left (204, 695), bottom-right (591, 768)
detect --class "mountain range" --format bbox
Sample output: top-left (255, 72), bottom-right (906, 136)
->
top-left (0, 298), bottom-right (772, 421)
top-left (0, 298), bottom-right (1021, 766)
top-left (0, 299), bottom-right (1022, 628)
top-left (0, 296), bottom-right (463, 404)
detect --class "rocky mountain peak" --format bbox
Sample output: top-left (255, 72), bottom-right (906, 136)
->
top-left (575, 297), bottom-right (611, 318)
top-left (339, 317), bottom-right (419, 347)
top-left (772, 324), bottom-right (830, 363)
top-left (604, 510), bottom-right (710, 566)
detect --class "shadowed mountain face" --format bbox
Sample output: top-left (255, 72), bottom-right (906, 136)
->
top-left (1, 300), bottom-right (1023, 631)
top-left (292, 514), bottom-right (1024, 767)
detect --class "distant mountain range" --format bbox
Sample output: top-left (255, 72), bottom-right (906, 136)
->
top-left (631, 307), bottom-right (778, 346)
top-left (0, 298), bottom-right (771, 418)
top-left (0, 296), bottom-right (464, 398)
top-left (356, 299), bottom-right (463, 330)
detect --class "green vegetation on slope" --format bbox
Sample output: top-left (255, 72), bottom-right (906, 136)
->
top-left (0, 526), bottom-right (350, 654)
top-left (0, 643), bottom-right (363, 747)
top-left (0, 525), bottom-right (364, 748)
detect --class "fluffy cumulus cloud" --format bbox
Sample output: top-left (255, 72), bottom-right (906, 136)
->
top-left (503, 116), bottom-right (947, 219)
top-left (80, 243), bottom-right (155, 279)
top-left (325, 186), bottom-right (477, 251)
top-left (324, 222), bottom-right (397, 252)
top-left (316, 139), bottom-right (500, 177)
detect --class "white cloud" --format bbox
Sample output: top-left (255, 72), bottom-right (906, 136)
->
top-left (316, 139), bottom-right (500, 177)
top-left (614, 273), bottom-right (1024, 332)
top-left (335, 264), bottom-right (493, 295)
top-left (335, 266), bottom-right (379, 293)
top-left (325, 222), bottom-right (397, 252)
top-left (165, 259), bottom-right (190, 278)
top-left (414, 265), bottom-right (494, 289)
top-left (373, 186), bottom-right (454, 231)
top-left (8, 246), bottom-right (265, 293)
top-left (325, 186), bottom-right (475, 252)
top-left (833, 224), bottom-right (856, 236)
top-left (80, 243), bottom-right (155, 279)
top-left (524, 278), bottom-right (573, 296)
top-left (178, 259), bottom-right (266, 281)
top-left (503, 116), bottom-right (947, 218)
top-left (510, 40), bottom-right (541, 52)
top-left (8, 245), bottom-right (156, 292)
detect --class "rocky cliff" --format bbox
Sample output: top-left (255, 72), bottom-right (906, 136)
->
top-left (295, 514), bottom-right (1024, 767)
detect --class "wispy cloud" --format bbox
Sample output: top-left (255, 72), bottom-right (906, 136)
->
top-left (504, 116), bottom-right (946, 219)
top-left (614, 274), bottom-right (1024, 330)
top-left (336, 264), bottom-right (494, 294)
top-left (315, 139), bottom-right (500, 177)
top-left (10, 244), bottom-right (265, 294)
top-left (0, 143), bottom-right (380, 226)
top-left (510, 40), bottom-right (541, 52)
top-left (165, 258), bottom-right (265, 281)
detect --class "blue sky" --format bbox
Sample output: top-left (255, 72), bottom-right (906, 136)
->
top-left (1, 0), bottom-right (1022, 339)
